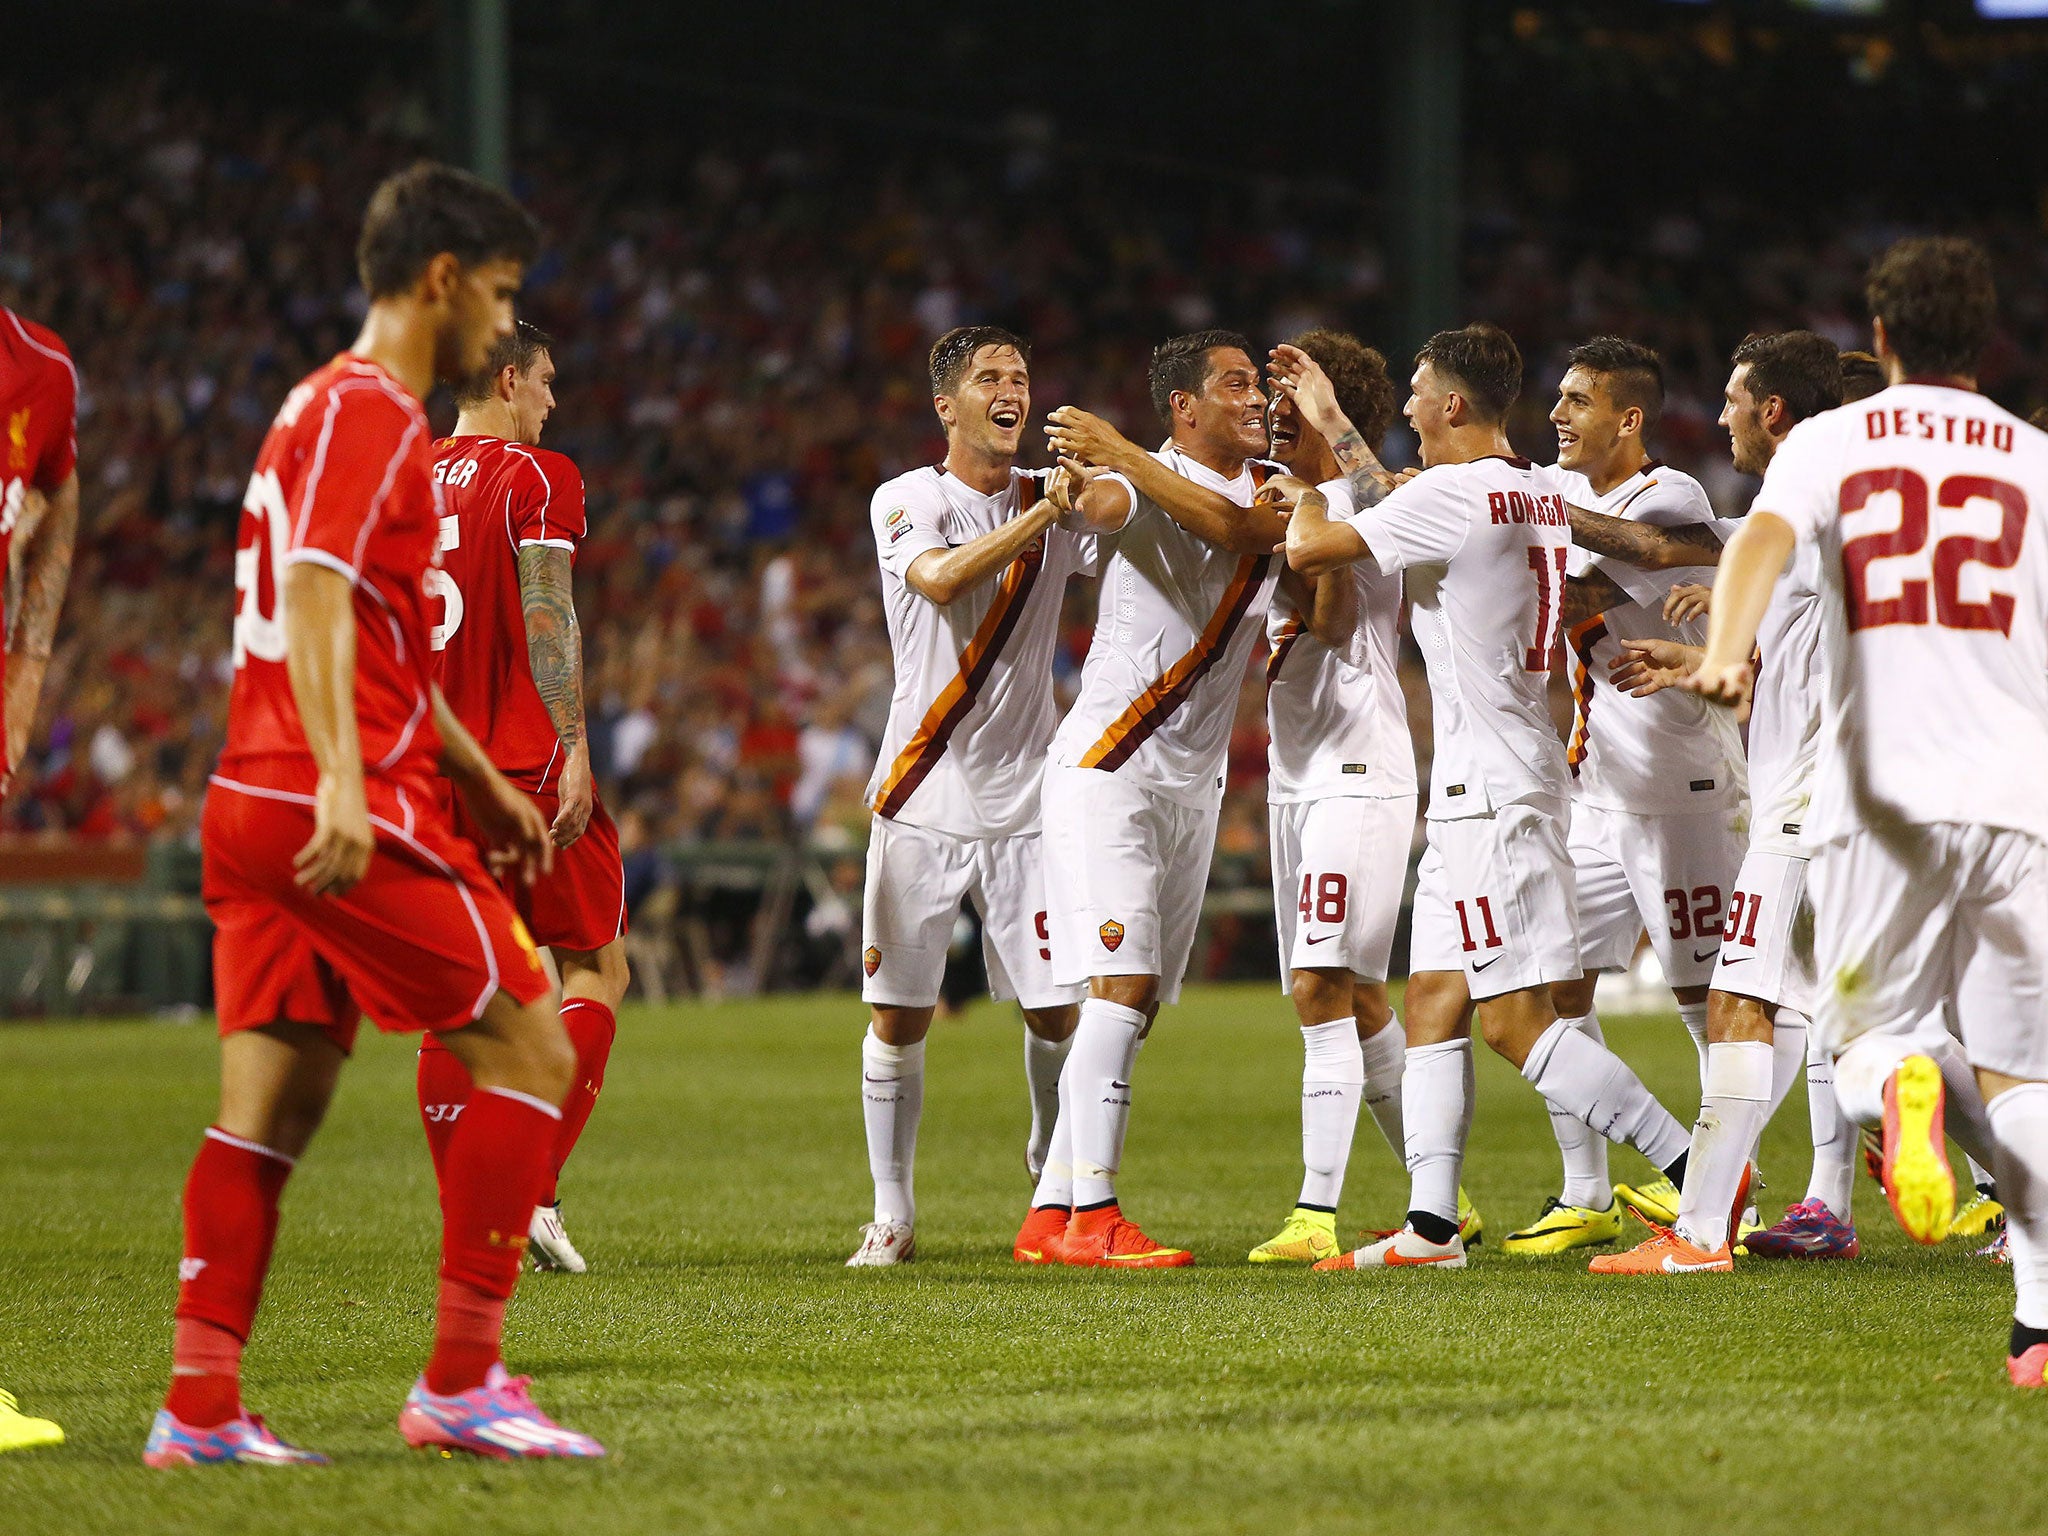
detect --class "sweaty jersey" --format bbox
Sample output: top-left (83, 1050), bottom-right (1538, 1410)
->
top-left (0, 308), bottom-right (79, 764)
top-left (1746, 531), bottom-right (1827, 856)
top-left (1342, 455), bottom-right (1572, 819)
top-left (866, 465), bottom-right (1093, 839)
top-left (1760, 383), bottom-right (2048, 847)
top-left (1049, 448), bottom-right (1282, 810)
top-left (1559, 461), bottom-right (1746, 815)
top-left (219, 355), bottom-right (442, 786)
top-left (1265, 476), bottom-right (1416, 803)
top-left (429, 435), bottom-right (588, 790)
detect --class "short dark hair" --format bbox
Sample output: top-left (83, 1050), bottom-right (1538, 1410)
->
top-left (1150, 329), bottom-right (1253, 427)
top-left (356, 161), bottom-right (542, 301)
top-left (1565, 335), bottom-right (1665, 430)
top-left (1837, 350), bottom-right (1887, 404)
top-left (1415, 323), bottom-right (1521, 424)
top-left (1729, 332), bottom-right (1842, 426)
top-left (1287, 329), bottom-right (1397, 446)
top-left (929, 326), bottom-right (1031, 396)
top-left (453, 319), bottom-right (554, 407)
top-left (1864, 236), bottom-right (1997, 379)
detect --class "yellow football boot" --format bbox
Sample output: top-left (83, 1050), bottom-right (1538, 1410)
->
top-left (1949, 1192), bottom-right (2006, 1243)
top-left (0, 1390), bottom-right (63, 1455)
top-left (1614, 1176), bottom-right (1683, 1227)
top-left (1457, 1186), bottom-right (1484, 1248)
top-left (1248, 1207), bottom-right (1340, 1265)
top-left (1502, 1195), bottom-right (1623, 1255)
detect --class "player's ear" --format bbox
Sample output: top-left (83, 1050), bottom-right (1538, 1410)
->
top-left (933, 394), bottom-right (954, 429)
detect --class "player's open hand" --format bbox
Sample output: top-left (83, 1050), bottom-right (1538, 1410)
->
top-left (1045, 407), bottom-right (1136, 472)
top-left (464, 766), bottom-right (556, 886)
top-left (551, 742), bottom-right (595, 849)
top-left (1608, 638), bottom-right (1698, 698)
top-left (1254, 474), bottom-right (1317, 513)
top-left (1664, 582), bottom-right (1712, 624)
top-left (295, 772), bottom-right (375, 896)
top-left (1267, 345), bottom-right (1346, 440)
top-left (1679, 658), bottom-right (1753, 711)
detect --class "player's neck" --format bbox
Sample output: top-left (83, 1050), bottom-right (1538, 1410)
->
top-left (1427, 424), bottom-right (1517, 468)
top-left (349, 301), bottom-right (438, 401)
top-left (942, 441), bottom-right (1014, 497)
top-left (1584, 441), bottom-right (1649, 497)
top-left (1293, 441), bottom-right (1341, 485)
top-left (1168, 431), bottom-right (1244, 481)
top-left (453, 401), bottom-right (519, 442)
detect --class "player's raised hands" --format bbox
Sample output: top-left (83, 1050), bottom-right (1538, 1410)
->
top-left (1045, 406), bottom-right (1140, 474)
top-left (1664, 583), bottom-right (1712, 624)
top-left (1267, 345), bottom-right (1350, 442)
top-left (295, 773), bottom-right (376, 896)
top-left (1608, 638), bottom-right (1700, 698)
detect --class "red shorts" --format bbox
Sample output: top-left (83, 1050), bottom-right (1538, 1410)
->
top-left (203, 769), bottom-right (553, 1053)
top-left (453, 785), bottom-right (627, 955)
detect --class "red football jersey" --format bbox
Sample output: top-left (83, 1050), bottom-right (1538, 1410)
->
top-left (0, 307), bottom-right (80, 759)
top-left (428, 435), bottom-right (588, 788)
top-left (218, 355), bottom-right (443, 787)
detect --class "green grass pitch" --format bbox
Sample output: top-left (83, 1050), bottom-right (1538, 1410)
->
top-left (0, 983), bottom-right (2038, 1535)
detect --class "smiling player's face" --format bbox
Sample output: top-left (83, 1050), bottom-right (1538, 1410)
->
top-left (938, 345), bottom-right (1031, 459)
top-left (1183, 348), bottom-right (1269, 462)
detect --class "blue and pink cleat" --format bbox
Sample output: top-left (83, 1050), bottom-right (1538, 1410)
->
top-left (143, 1409), bottom-right (329, 1467)
top-left (398, 1364), bottom-right (605, 1459)
top-left (1740, 1198), bottom-right (1861, 1261)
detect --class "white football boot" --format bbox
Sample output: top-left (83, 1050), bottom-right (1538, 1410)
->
top-left (1313, 1225), bottom-right (1467, 1271)
top-left (528, 1203), bottom-right (588, 1273)
top-left (846, 1220), bottom-right (916, 1267)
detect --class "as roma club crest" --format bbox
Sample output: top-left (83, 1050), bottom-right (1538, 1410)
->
top-left (863, 945), bottom-right (882, 977)
top-left (1098, 920), bottom-right (1125, 953)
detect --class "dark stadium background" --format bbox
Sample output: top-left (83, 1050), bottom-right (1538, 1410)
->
top-left (6, 0), bottom-right (2048, 1012)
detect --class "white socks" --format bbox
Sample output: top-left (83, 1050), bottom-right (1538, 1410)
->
top-left (1065, 998), bottom-right (1146, 1209)
top-left (1988, 1083), bottom-right (2048, 1331)
top-left (861, 1029), bottom-right (924, 1225)
top-left (1679, 1001), bottom-right (1711, 1090)
top-left (1676, 1040), bottom-right (1772, 1250)
top-left (1403, 1039), bottom-right (1472, 1226)
top-left (1523, 1019), bottom-right (1691, 1173)
top-left (1549, 1012), bottom-right (1614, 1209)
top-left (1024, 1028), bottom-right (1073, 1181)
top-left (1804, 1030), bottom-right (1858, 1220)
top-left (1767, 1011), bottom-right (1808, 1123)
top-left (1358, 1014), bottom-right (1408, 1159)
top-left (1298, 1018), bottom-right (1365, 1211)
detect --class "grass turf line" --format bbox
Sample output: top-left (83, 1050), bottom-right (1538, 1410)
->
top-left (0, 982), bottom-right (2033, 1535)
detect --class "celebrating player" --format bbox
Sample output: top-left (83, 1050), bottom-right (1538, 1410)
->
top-left (146, 164), bottom-right (604, 1465)
top-left (1017, 330), bottom-right (1292, 1268)
top-left (1501, 338), bottom-right (1749, 1254)
top-left (419, 319), bottom-right (628, 1275)
top-left (0, 261), bottom-right (81, 1457)
top-left (847, 325), bottom-right (1095, 1267)
top-left (1684, 237), bottom-right (2048, 1381)
top-left (1280, 324), bottom-right (1695, 1270)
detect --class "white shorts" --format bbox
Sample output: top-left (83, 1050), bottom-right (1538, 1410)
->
top-left (1809, 823), bottom-right (2048, 1081)
top-left (1407, 795), bottom-right (1579, 1001)
top-left (861, 817), bottom-right (1084, 1011)
top-left (1041, 764), bottom-right (1219, 1005)
top-left (1570, 801), bottom-right (1746, 989)
top-left (1269, 794), bottom-right (1415, 985)
top-left (1710, 848), bottom-right (1815, 1015)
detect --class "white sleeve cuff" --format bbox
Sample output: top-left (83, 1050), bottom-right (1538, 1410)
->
top-left (281, 547), bottom-right (361, 585)
top-left (516, 538), bottom-right (577, 550)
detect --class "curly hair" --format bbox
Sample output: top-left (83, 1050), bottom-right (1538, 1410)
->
top-left (1286, 329), bottom-right (1396, 446)
top-left (1149, 329), bottom-right (1253, 427)
top-left (1865, 237), bottom-right (1996, 379)
top-left (1415, 323), bottom-right (1521, 424)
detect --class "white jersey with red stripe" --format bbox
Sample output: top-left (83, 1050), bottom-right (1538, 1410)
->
top-left (865, 464), bottom-right (1092, 840)
top-left (1557, 461), bottom-right (1746, 815)
top-left (1047, 448), bottom-right (1283, 811)
top-left (1746, 530), bottom-right (1827, 857)
top-left (1264, 476), bottom-right (1416, 804)
top-left (1341, 454), bottom-right (1573, 819)
top-left (1758, 383), bottom-right (2048, 847)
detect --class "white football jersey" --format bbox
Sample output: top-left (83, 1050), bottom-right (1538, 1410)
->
top-left (1558, 461), bottom-right (1747, 815)
top-left (1265, 476), bottom-right (1417, 803)
top-left (1759, 383), bottom-right (2048, 846)
top-left (1343, 455), bottom-right (1573, 819)
top-left (1049, 448), bottom-right (1283, 810)
top-left (1746, 532), bottom-right (1827, 857)
top-left (866, 465), bottom-right (1093, 839)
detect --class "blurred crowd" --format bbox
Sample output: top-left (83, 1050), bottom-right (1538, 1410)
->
top-left (8, 69), bottom-right (2048, 908)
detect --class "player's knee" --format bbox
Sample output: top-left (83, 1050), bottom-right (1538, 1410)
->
top-left (1352, 982), bottom-right (1393, 1033)
top-left (514, 1001), bottom-right (577, 1104)
top-left (559, 940), bottom-right (630, 1010)
top-left (1023, 1004), bottom-right (1078, 1042)
top-left (1550, 975), bottom-right (1596, 1018)
top-left (1093, 974), bottom-right (1158, 1013)
top-left (1289, 967), bottom-right (1351, 1024)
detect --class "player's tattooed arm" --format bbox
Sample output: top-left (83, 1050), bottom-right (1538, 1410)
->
top-left (1568, 505), bottom-right (1724, 570)
top-left (2, 473), bottom-right (76, 792)
top-left (517, 543), bottom-right (594, 847)
top-left (1561, 569), bottom-right (1630, 630)
top-left (1267, 345), bottom-right (1400, 513)
top-left (904, 482), bottom-right (1061, 606)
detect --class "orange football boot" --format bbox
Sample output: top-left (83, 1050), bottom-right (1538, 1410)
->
top-left (1589, 1219), bottom-right (1732, 1275)
top-left (1012, 1205), bottom-right (1072, 1265)
top-left (1060, 1204), bottom-right (1194, 1269)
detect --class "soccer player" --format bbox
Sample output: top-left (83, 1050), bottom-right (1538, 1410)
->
top-left (1592, 331), bottom-right (1855, 1272)
top-left (416, 320), bottom-right (628, 1275)
top-left (1278, 324), bottom-right (1695, 1270)
top-left (847, 325), bottom-right (1095, 1267)
top-left (1684, 237), bottom-right (2048, 1382)
top-left (1018, 330), bottom-right (1292, 1268)
top-left (1503, 338), bottom-right (1749, 1254)
top-left (0, 268), bottom-right (80, 1457)
top-left (146, 164), bottom-right (603, 1464)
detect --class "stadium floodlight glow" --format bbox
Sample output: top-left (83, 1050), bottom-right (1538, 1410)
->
top-left (1789, 0), bottom-right (1887, 14)
top-left (1977, 0), bottom-right (2048, 16)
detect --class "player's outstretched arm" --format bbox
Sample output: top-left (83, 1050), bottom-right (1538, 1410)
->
top-left (1681, 512), bottom-right (1795, 707)
top-left (904, 487), bottom-right (1062, 607)
top-left (1046, 407), bottom-right (1286, 556)
top-left (1568, 505), bottom-right (1724, 570)
top-left (282, 562), bottom-right (374, 896)
top-left (516, 543), bottom-right (592, 848)
top-left (433, 687), bottom-right (554, 886)
top-left (2, 471), bottom-right (77, 795)
top-left (1284, 481), bottom-right (1370, 577)
top-left (1608, 638), bottom-right (1703, 697)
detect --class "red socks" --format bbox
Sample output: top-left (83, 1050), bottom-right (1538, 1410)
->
top-left (548, 1000), bottom-right (617, 1203)
top-left (425, 1085), bottom-right (560, 1394)
top-left (416, 1040), bottom-right (473, 1190)
top-left (166, 1130), bottom-right (294, 1427)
